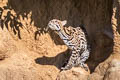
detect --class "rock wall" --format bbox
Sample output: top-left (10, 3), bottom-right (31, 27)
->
top-left (0, 0), bottom-right (120, 80)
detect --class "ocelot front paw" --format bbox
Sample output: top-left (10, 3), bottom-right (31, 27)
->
top-left (77, 63), bottom-right (89, 71)
top-left (61, 67), bottom-right (68, 70)
top-left (61, 66), bottom-right (71, 70)
top-left (81, 64), bottom-right (89, 71)
top-left (83, 66), bottom-right (89, 71)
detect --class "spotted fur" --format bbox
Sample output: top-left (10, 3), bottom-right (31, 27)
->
top-left (47, 19), bottom-right (91, 71)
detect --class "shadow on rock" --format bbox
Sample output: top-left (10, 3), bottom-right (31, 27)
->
top-left (35, 49), bottom-right (70, 69)
top-left (0, 6), bottom-right (23, 39)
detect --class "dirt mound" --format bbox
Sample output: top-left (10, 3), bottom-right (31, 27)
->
top-left (0, 0), bottom-right (120, 80)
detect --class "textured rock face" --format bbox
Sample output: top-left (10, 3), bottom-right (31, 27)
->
top-left (0, 0), bottom-right (120, 80)
top-left (103, 59), bottom-right (120, 80)
top-left (56, 67), bottom-right (90, 80)
top-left (0, 53), bottom-right (40, 80)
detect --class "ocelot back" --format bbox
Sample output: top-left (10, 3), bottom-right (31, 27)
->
top-left (47, 19), bottom-right (91, 71)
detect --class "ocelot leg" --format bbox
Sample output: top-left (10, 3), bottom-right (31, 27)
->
top-left (61, 50), bottom-right (79, 70)
top-left (75, 49), bottom-right (90, 71)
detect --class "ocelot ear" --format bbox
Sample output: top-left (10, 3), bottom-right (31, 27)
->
top-left (61, 20), bottom-right (67, 26)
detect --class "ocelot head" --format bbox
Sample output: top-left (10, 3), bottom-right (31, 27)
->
top-left (47, 19), bottom-right (67, 31)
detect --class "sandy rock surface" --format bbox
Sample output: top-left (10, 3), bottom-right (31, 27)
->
top-left (0, 0), bottom-right (120, 80)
